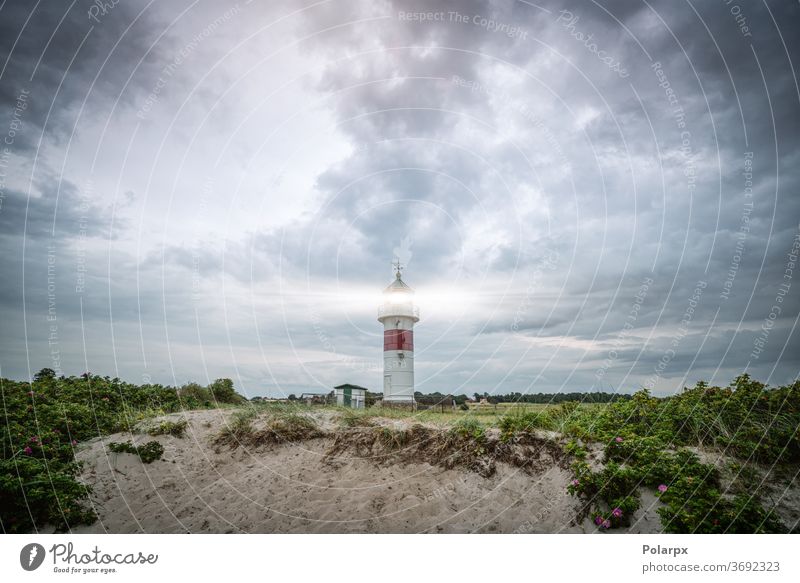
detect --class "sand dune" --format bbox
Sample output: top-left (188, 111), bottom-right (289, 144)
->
top-left (72, 409), bottom-right (668, 533)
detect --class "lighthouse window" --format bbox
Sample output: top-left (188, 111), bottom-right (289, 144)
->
top-left (383, 329), bottom-right (413, 351)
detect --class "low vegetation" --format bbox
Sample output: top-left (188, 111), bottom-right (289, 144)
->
top-left (2, 370), bottom-right (796, 534)
top-left (337, 409), bottom-right (378, 428)
top-left (324, 421), bottom-right (567, 478)
top-left (498, 401), bottom-right (582, 437)
top-left (215, 407), bottom-right (324, 447)
top-left (215, 408), bottom-right (259, 443)
top-left (558, 376), bottom-right (798, 533)
top-left (107, 440), bottom-right (165, 464)
top-left (146, 418), bottom-right (189, 437)
top-left (0, 369), bottom-right (245, 533)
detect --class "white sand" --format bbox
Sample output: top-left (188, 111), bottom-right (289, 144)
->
top-left (72, 409), bottom-right (665, 534)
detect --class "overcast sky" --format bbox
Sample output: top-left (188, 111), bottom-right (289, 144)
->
top-left (0, 0), bottom-right (798, 397)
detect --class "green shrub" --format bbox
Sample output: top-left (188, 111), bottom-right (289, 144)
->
top-left (569, 437), bottom-right (786, 533)
top-left (216, 408), bottom-right (258, 443)
top-left (657, 477), bottom-right (785, 533)
top-left (563, 439), bottom-right (587, 460)
top-left (0, 457), bottom-right (96, 532)
top-left (549, 400), bottom-right (580, 420)
top-left (450, 417), bottom-right (486, 441)
top-left (571, 459), bottom-right (640, 524)
top-left (208, 378), bottom-right (242, 404)
top-left (108, 441), bottom-right (165, 464)
top-left (499, 411), bottom-right (551, 438)
top-left (147, 419), bottom-right (188, 437)
top-left (587, 376), bottom-right (800, 463)
top-left (177, 383), bottom-right (213, 408)
top-left (0, 369), bottom-right (246, 532)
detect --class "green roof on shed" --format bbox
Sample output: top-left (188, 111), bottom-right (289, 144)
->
top-left (334, 384), bottom-right (369, 392)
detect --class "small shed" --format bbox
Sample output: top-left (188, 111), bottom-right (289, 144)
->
top-left (334, 384), bottom-right (368, 409)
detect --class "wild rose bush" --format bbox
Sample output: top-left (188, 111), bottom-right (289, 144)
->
top-left (566, 375), bottom-right (797, 533)
top-left (0, 369), bottom-right (242, 533)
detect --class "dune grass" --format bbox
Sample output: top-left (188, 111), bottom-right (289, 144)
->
top-left (215, 406), bottom-right (324, 446)
top-left (145, 418), bottom-right (189, 437)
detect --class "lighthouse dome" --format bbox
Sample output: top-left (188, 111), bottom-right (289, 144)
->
top-left (383, 271), bottom-right (413, 294)
top-left (378, 269), bottom-right (418, 322)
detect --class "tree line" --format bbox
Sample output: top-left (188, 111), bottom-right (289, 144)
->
top-left (273, 390), bottom-right (630, 405)
top-left (415, 390), bottom-right (631, 405)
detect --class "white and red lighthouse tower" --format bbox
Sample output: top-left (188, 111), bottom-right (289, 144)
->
top-left (377, 261), bottom-right (419, 406)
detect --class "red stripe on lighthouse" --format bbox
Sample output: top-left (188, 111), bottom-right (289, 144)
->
top-left (383, 329), bottom-right (414, 351)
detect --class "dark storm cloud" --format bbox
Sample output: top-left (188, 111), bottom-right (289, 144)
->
top-left (221, 0), bottom-right (798, 392)
top-left (0, 0), bottom-right (797, 393)
top-left (0, 0), bottom-right (178, 153)
top-left (297, 0), bottom-right (553, 141)
top-left (0, 182), bottom-right (111, 242)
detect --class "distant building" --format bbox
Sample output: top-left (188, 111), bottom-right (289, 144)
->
top-left (335, 384), bottom-right (368, 409)
top-left (299, 392), bottom-right (329, 405)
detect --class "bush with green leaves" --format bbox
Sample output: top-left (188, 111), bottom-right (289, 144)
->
top-left (208, 378), bottom-right (243, 404)
top-left (586, 376), bottom-right (800, 463)
top-left (147, 419), bottom-right (188, 437)
top-left (450, 417), bottom-right (487, 441)
top-left (108, 440), bottom-right (165, 464)
top-left (0, 370), bottom-right (244, 533)
top-left (567, 378), bottom-right (794, 534)
top-left (498, 411), bottom-right (551, 438)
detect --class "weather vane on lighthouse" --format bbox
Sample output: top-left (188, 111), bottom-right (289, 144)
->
top-left (392, 258), bottom-right (404, 278)
top-left (378, 258), bottom-right (419, 408)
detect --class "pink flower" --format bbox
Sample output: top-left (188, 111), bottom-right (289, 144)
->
top-left (612, 507), bottom-right (623, 518)
top-left (571, 479), bottom-right (580, 487)
top-left (71, 440), bottom-right (78, 446)
top-left (594, 516), bottom-right (603, 525)
top-left (29, 436), bottom-right (39, 443)
top-left (615, 436), bottom-right (623, 443)
top-left (23, 446), bottom-right (33, 455)
top-left (601, 519), bottom-right (611, 529)
top-left (658, 484), bottom-right (668, 493)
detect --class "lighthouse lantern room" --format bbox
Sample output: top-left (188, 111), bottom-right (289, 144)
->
top-left (377, 261), bottom-right (419, 406)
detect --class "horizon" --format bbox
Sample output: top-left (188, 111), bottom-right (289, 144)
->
top-left (2, 366), bottom-right (782, 400)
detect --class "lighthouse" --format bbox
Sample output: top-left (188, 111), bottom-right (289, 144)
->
top-left (378, 261), bottom-right (419, 407)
